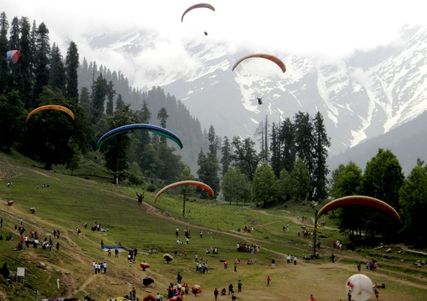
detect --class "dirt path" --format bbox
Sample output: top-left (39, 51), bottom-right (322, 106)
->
top-left (75, 274), bottom-right (96, 294)
top-left (31, 169), bottom-right (60, 180)
top-left (400, 245), bottom-right (427, 256)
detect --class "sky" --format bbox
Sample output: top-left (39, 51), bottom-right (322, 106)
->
top-left (2, 0), bottom-right (427, 86)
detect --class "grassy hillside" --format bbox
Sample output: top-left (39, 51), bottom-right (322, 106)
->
top-left (1, 151), bottom-right (427, 300)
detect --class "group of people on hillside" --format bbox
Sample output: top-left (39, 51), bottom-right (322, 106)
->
top-left (128, 247), bottom-right (138, 263)
top-left (236, 242), bottom-right (260, 253)
top-left (286, 254), bottom-right (298, 265)
top-left (205, 246), bottom-right (219, 254)
top-left (213, 280), bottom-right (243, 301)
top-left (91, 260), bottom-right (108, 274)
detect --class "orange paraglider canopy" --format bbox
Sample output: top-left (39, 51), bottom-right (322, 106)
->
top-left (232, 53), bottom-right (286, 73)
top-left (26, 105), bottom-right (75, 122)
top-left (181, 3), bottom-right (215, 22)
top-left (317, 195), bottom-right (400, 222)
top-left (155, 180), bottom-right (214, 202)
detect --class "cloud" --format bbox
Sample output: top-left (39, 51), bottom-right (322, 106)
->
top-left (2, 0), bottom-right (426, 86)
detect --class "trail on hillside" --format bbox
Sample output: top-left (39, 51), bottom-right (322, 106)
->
top-left (112, 191), bottom-right (427, 290)
top-left (75, 274), bottom-right (96, 294)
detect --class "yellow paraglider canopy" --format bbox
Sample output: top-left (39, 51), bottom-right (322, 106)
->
top-left (26, 105), bottom-right (75, 122)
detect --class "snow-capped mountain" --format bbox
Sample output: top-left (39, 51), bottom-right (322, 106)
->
top-left (164, 26), bottom-right (426, 155)
top-left (85, 25), bottom-right (426, 156)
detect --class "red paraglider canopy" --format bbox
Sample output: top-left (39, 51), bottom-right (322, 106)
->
top-left (232, 53), bottom-right (286, 73)
top-left (181, 3), bottom-right (215, 22)
top-left (154, 180), bottom-right (215, 202)
top-left (317, 195), bottom-right (400, 222)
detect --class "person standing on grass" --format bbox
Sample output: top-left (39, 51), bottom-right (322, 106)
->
top-left (237, 280), bottom-right (242, 292)
top-left (214, 288), bottom-right (219, 300)
top-left (267, 275), bottom-right (271, 286)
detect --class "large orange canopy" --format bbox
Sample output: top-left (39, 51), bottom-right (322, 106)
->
top-left (154, 180), bottom-right (214, 202)
top-left (317, 195), bottom-right (400, 222)
top-left (26, 105), bottom-right (75, 122)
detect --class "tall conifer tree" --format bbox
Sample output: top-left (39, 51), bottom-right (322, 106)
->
top-left (65, 41), bottom-right (79, 101)
top-left (8, 17), bottom-right (19, 90)
top-left (33, 22), bottom-right (50, 100)
top-left (0, 12), bottom-right (9, 93)
top-left (221, 136), bottom-right (232, 177)
top-left (312, 112), bottom-right (330, 201)
top-left (19, 17), bottom-right (33, 103)
top-left (49, 44), bottom-right (65, 93)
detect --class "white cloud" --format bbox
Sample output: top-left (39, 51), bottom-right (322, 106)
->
top-left (2, 0), bottom-right (426, 86)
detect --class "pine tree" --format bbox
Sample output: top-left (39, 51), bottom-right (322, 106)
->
top-left (280, 118), bottom-right (296, 173)
top-left (312, 112), bottom-right (330, 201)
top-left (8, 17), bottom-right (19, 90)
top-left (79, 87), bottom-right (90, 113)
top-left (0, 12), bottom-right (9, 93)
top-left (203, 125), bottom-right (220, 193)
top-left (270, 123), bottom-right (282, 177)
top-left (157, 107), bottom-right (168, 128)
top-left (90, 74), bottom-right (107, 124)
top-left (65, 41), bottom-right (79, 101)
top-left (294, 112), bottom-right (314, 197)
top-left (157, 107), bottom-right (169, 144)
top-left (221, 136), bottom-right (232, 177)
top-left (18, 17), bottom-right (33, 103)
top-left (33, 22), bottom-right (50, 100)
top-left (115, 94), bottom-right (125, 112)
top-left (48, 44), bottom-right (65, 93)
top-left (105, 81), bottom-right (115, 115)
top-left (8, 17), bottom-right (19, 49)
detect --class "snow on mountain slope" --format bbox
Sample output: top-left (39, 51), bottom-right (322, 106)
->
top-left (84, 25), bottom-right (427, 155)
top-left (165, 26), bottom-right (427, 155)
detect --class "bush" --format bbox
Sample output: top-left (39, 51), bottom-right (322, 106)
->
top-left (0, 263), bottom-right (10, 278)
top-left (146, 183), bottom-right (156, 192)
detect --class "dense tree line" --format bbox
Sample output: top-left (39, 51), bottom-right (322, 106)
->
top-left (199, 112), bottom-right (426, 246)
top-left (330, 149), bottom-right (427, 246)
top-left (217, 111), bottom-right (329, 206)
top-left (0, 12), bottom-right (188, 185)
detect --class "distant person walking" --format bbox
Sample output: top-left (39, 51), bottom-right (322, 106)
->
top-left (267, 275), bottom-right (271, 286)
top-left (214, 288), bottom-right (219, 301)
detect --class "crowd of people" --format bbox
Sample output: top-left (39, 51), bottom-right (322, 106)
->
top-left (91, 260), bottom-right (108, 274)
top-left (236, 242), bottom-right (260, 253)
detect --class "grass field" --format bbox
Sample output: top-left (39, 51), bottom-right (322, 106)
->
top-left (1, 151), bottom-right (427, 300)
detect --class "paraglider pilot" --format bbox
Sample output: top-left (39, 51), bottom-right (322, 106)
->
top-left (257, 97), bottom-right (263, 105)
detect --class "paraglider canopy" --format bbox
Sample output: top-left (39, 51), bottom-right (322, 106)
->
top-left (163, 253), bottom-right (174, 263)
top-left (154, 180), bottom-right (215, 202)
top-left (232, 53), bottom-right (286, 73)
top-left (346, 274), bottom-right (374, 301)
top-left (26, 105), bottom-right (76, 122)
top-left (317, 195), bottom-right (400, 222)
top-left (181, 3), bottom-right (215, 22)
top-left (6, 50), bottom-right (21, 64)
top-left (96, 123), bottom-right (183, 150)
